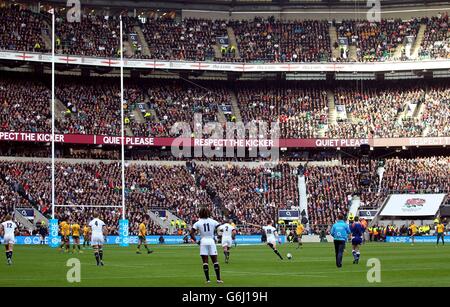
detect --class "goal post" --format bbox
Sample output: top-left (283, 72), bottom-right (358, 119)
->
top-left (48, 11), bottom-right (129, 247)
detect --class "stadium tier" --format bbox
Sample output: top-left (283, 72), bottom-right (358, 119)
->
top-left (0, 157), bottom-right (448, 235)
top-left (1, 75), bottom-right (449, 139)
top-left (0, 6), bottom-right (449, 62)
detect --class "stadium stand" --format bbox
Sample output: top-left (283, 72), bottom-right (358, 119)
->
top-left (0, 156), bottom-right (447, 234)
top-left (0, 6), bottom-right (49, 53)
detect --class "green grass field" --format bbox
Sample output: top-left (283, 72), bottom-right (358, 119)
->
top-left (0, 243), bottom-right (449, 287)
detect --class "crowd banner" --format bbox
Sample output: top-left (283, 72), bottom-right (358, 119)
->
top-left (380, 194), bottom-right (446, 216)
top-left (1, 132), bottom-right (449, 148)
top-left (7, 235), bottom-right (286, 245)
top-left (1, 50), bottom-right (450, 72)
top-left (386, 236), bottom-right (450, 243)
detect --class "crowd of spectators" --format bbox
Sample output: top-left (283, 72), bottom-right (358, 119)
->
top-left (337, 18), bottom-right (421, 62)
top-left (418, 13), bottom-right (450, 60)
top-left (142, 80), bottom-right (230, 137)
top-left (305, 156), bottom-right (449, 232)
top-left (56, 79), bottom-right (122, 135)
top-left (0, 156), bottom-right (448, 235)
top-left (2, 5), bottom-right (450, 63)
top-left (420, 84), bottom-right (450, 137)
top-left (379, 156), bottom-right (449, 194)
top-left (230, 17), bottom-right (331, 63)
top-left (0, 76), bottom-right (51, 133)
top-left (236, 83), bottom-right (328, 138)
top-left (326, 84), bottom-right (426, 138)
top-left (2, 75), bottom-right (450, 139)
top-left (140, 17), bottom-right (229, 61)
top-left (0, 6), bottom-right (48, 53)
top-left (0, 168), bottom-right (35, 235)
top-left (55, 13), bottom-right (123, 58)
top-left (195, 163), bottom-right (298, 227)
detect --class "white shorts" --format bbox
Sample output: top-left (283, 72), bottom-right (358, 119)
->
top-left (3, 235), bottom-right (15, 245)
top-left (221, 237), bottom-right (232, 247)
top-left (200, 238), bottom-right (217, 256)
top-left (267, 237), bottom-right (277, 246)
top-left (91, 234), bottom-right (104, 246)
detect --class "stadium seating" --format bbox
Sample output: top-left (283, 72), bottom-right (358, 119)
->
top-left (56, 79), bottom-right (122, 135)
top-left (326, 83), bottom-right (426, 138)
top-left (0, 6), bottom-right (49, 53)
top-left (2, 6), bottom-right (450, 64)
top-left (140, 17), bottom-right (228, 61)
top-left (0, 156), bottom-right (448, 234)
top-left (337, 18), bottom-right (421, 62)
top-left (195, 163), bottom-right (298, 227)
top-left (418, 13), bottom-right (450, 60)
top-left (229, 17), bottom-right (331, 63)
top-left (0, 76), bottom-right (51, 133)
top-left (3, 74), bottom-right (450, 139)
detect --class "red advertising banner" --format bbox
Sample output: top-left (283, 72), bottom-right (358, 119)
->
top-left (0, 131), bottom-right (448, 148)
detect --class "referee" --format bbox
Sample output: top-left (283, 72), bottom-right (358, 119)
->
top-left (331, 214), bottom-right (351, 268)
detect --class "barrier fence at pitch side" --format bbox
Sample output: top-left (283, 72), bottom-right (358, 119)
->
top-left (5, 235), bottom-right (286, 245)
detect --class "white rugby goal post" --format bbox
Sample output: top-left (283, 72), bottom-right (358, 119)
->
top-left (48, 11), bottom-right (128, 246)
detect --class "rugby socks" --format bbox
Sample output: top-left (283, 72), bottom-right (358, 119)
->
top-left (5, 251), bottom-right (12, 260)
top-left (94, 252), bottom-right (100, 265)
top-left (224, 250), bottom-right (230, 262)
top-left (356, 252), bottom-right (361, 260)
top-left (203, 263), bottom-right (210, 281)
top-left (99, 249), bottom-right (103, 261)
top-left (268, 243), bottom-right (283, 259)
top-left (213, 262), bottom-right (221, 281)
top-left (274, 249), bottom-right (283, 260)
top-left (352, 250), bottom-right (357, 260)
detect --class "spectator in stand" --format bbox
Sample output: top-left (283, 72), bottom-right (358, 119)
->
top-left (0, 76), bottom-right (51, 133)
top-left (337, 18), bottom-right (420, 62)
top-left (418, 13), bottom-right (450, 60)
top-left (230, 17), bottom-right (331, 63)
top-left (0, 6), bottom-right (48, 53)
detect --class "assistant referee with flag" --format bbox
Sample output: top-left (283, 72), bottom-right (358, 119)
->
top-left (331, 214), bottom-right (351, 268)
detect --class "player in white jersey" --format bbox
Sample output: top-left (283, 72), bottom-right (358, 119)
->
top-left (218, 220), bottom-right (236, 264)
top-left (0, 215), bottom-right (18, 265)
top-left (190, 207), bottom-right (223, 283)
top-left (88, 212), bottom-right (107, 266)
top-left (262, 220), bottom-right (283, 260)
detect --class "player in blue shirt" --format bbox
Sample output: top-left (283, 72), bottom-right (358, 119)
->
top-left (350, 216), bottom-right (365, 264)
top-left (330, 213), bottom-right (351, 268)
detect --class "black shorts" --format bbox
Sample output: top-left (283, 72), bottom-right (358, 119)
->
top-left (72, 236), bottom-right (80, 241)
top-left (62, 235), bottom-right (69, 243)
top-left (138, 236), bottom-right (146, 243)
